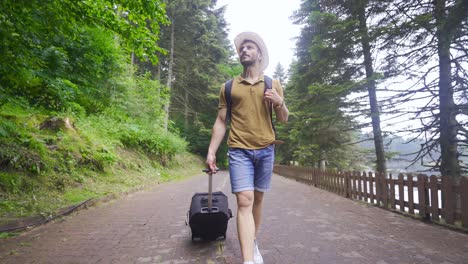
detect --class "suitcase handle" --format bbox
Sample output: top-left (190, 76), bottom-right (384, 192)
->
top-left (202, 169), bottom-right (219, 211)
top-left (202, 168), bottom-right (220, 173)
top-left (201, 207), bottom-right (219, 213)
top-left (208, 174), bottom-right (212, 210)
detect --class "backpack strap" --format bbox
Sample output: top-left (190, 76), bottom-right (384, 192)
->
top-left (264, 75), bottom-right (273, 92)
top-left (263, 76), bottom-right (277, 136)
top-left (224, 79), bottom-right (234, 125)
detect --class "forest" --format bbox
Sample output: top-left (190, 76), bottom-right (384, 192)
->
top-left (0, 0), bottom-right (467, 218)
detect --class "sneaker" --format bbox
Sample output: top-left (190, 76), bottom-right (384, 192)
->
top-left (253, 240), bottom-right (264, 264)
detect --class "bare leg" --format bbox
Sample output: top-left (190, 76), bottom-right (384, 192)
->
top-left (253, 190), bottom-right (264, 237)
top-left (236, 191), bottom-right (255, 262)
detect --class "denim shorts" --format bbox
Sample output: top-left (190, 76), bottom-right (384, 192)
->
top-left (228, 145), bottom-right (275, 193)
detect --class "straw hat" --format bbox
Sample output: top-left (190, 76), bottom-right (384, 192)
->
top-left (234, 32), bottom-right (269, 72)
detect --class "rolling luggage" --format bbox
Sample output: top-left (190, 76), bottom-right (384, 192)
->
top-left (187, 171), bottom-right (233, 241)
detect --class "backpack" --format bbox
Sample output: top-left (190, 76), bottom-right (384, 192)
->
top-left (224, 76), bottom-right (276, 134)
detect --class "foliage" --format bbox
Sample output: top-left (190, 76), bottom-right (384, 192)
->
top-left (278, 1), bottom-right (374, 169)
top-left (156, 0), bottom-right (232, 165)
top-left (0, 0), bottom-right (168, 112)
top-left (286, 0), bottom-right (466, 176)
top-left (0, 0), bottom-right (196, 220)
top-left (0, 93), bottom-right (193, 218)
top-left (119, 125), bottom-right (187, 164)
top-left (374, 0), bottom-right (468, 176)
top-left (273, 63), bottom-right (288, 85)
top-left (0, 151), bottom-right (203, 219)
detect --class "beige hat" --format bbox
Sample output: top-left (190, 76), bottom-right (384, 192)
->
top-left (234, 32), bottom-right (269, 72)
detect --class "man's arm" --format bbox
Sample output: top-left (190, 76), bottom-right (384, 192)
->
top-left (274, 100), bottom-right (289, 123)
top-left (206, 107), bottom-right (227, 173)
top-left (264, 80), bottom-right (289, 123)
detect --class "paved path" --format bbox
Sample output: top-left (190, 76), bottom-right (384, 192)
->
top-left (1, 171), bottom-right (468, 264)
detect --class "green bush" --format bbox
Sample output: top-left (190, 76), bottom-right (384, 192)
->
top-left (0, 108), bottom-right (50, 174)
top-left (119, 124), bottom-right (187, 165)
top-left (0, 172), bottom-right (23, 194)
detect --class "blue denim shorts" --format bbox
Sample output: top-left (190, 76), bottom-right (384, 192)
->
top-left (228, 145), bottom-right (275, 193)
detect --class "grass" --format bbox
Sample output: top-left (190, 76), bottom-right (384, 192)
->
top-left (0, 95), bottom-right (209, 241)
top-left (0, 232), bottom-right (18, 239)
top-left (0, 101), bottom-right (204, 223)
top-left (0, 151), bottom-right (204, 222)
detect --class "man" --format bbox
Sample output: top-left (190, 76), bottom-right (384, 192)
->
top-left (205, 32), bottom-right (288, 264)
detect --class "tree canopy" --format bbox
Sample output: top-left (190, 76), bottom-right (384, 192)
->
top-left (279, 0), bottom-right (467, 176)
top-left (0, 0), bottom-right (168, 112)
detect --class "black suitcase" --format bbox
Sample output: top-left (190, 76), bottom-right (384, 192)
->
top-left (187, 172), bottom-right (233, 241)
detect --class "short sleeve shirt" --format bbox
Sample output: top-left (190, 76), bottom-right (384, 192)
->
top-left (218, 74), bottom-right (284, 149)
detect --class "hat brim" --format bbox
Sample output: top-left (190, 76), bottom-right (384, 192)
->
top-left (234, 32), bottom-right (269, 72)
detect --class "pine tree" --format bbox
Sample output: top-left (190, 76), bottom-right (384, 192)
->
top-left (273, 62), bottom-right (287, 85)
top-left (157, 0), bottom-right (231, 159)
top-left (378, 0), bottom-right (468, 176)
top-left (285, 0), bottom-right (391, 171)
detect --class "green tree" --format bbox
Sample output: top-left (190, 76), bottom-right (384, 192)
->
top-left (273, 62), bottom-right (287, 85)
top-left (280, 60), bottom-right (364, 169)
top-left (282, 0), bottom-right (382, 170)
top-left (0, 0), bottom-right (168, 112)
top-left (157, 0), bottom-right (232, 162)
top-left (379, 0), bottom-right (468, 176)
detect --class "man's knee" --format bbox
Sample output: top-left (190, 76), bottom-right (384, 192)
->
top-left (253, 190), bottom-right (264, 206)
top-left (236, 191), bottom-right (254, 209)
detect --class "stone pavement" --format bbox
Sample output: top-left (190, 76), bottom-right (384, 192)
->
top-left (0, 171), bottom-right (468, 264)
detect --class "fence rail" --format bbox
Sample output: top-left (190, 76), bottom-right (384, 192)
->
top-left (274, 165), bottom-right (468, 229)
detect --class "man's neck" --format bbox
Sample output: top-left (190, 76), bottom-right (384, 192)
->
top-left (241, 64), bottom-right (262, 84)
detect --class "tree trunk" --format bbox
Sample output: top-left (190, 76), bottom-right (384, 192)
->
top-left (164, 19), bottom-right (175, 131)
top-left (319, 151), bottom-right (327, 171)
top-left (319, 159), bottom-right (327, 171)
top-left (156, 64), bottom-right (161, 81)
top-left (435, 0), bottom-right (460, 177)
top-left (184, 90), bottom-right (189, 130)
top-left (357, 1), bottom-right (387, 174)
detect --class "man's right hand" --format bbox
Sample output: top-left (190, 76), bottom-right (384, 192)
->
top-left (205, 154), bottom-right (218, 174)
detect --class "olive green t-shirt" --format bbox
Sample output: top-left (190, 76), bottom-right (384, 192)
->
top-left (218, 74), bottom-right (284, 149)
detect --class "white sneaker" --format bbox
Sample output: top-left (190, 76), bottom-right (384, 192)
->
top-left (254, 240), bottom-right (264, 264)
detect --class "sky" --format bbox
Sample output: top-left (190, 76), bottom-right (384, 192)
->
top-left (216, 0), bottom-right (302, 76)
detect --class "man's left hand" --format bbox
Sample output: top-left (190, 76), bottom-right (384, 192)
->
top-left (264, 89), bottom-right (282, 107)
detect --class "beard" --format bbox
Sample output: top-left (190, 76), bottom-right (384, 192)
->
top-left (240, 59), bottom-right (255, 67)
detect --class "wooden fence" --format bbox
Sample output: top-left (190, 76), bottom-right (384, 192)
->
top-left (274, 165), bottom-right (468, 229)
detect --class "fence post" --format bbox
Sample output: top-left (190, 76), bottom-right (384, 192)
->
top-left (369, 172), bottom-right (375, 204)
top-left (442, 176), bottom-right (455, 225)
top-left (382, 172), bottom-right (388, 209)
top-left (408, 174), bottom-right (415, 215)
top-left (357, 172), bottom-right (362, 201)
top-left (341, 171), bottom-right (346, 197)
top-left (353, 171), bottom-right (358, 199)
top-left (389, 174), bottom-right (396, 210)
top-left (398, 174), bottom-right (405, 212)
top-left (417, 174), bottom-right (430, 220)
top-left (345, 172), bottom-right (351, 198)
top-left (373, 172), bottom-right (378, 205)
top-left (311, 168), bottom-right (315, 187)
top-left (461, 177), bottom-right (468, 228)
top-left (316, 168), bottom-right (320, 188)
top-left (429, 175), bottom-right (439, 221)
top-left (363, 171), bottom-right (368, 203)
